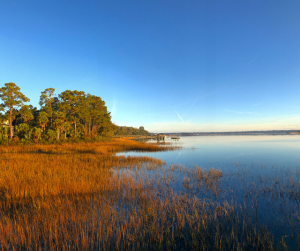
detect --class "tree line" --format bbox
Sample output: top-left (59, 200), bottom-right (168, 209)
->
top-left (114, 126), bottom-right (150, 136)
top-left (0, 82), bottom-right (149, 144)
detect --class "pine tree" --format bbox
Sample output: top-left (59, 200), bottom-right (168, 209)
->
top-left (20, 105), bottom-right (34, 123)
top-left (78, 94), bottom-right (91, 137)
top-left (39, 88), bottom-right (55, 128)
top-left (0, 83), bottom-right (30, 139)
top-left (53, 111), bottom-right (65, 140)
top-left (37, 111), bottom-right (49, 131)
top-left (59, 90), bottom-right (85, 138)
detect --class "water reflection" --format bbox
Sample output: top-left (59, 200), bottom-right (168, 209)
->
top-left (115, 135), bottom-right (300, 248)
top-left (118, 135), bottom-right (300, 170)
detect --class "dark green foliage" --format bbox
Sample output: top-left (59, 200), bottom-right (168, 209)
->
top-left (115, 125), bottom-right (151, 136)
top-left (0, 83), bottom-right (30, 139)
top-left (59, 90), bottom-right (85, 137)
top-left (15, 123), bottom-right (32, 142)
top-left (45, 129), bottom-right (57, 143)
top-left (0, 126), bottom-right (9, 143)
top-left (39, 88), bottom-right (55, 127)
top-left (0, 83), bottom-right (150, 144)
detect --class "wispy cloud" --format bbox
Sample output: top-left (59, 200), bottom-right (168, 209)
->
top-left (111, 98), bottom-right (117, 118)
top-left (189, 91), bottom-right (203, 109)
top-left (247, 55), bottom-right (259, 66)
top-left (174, 110), bottom-right (184, 122)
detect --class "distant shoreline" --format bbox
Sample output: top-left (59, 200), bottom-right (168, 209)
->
top-left (154, 130), bottom-right (300, 136)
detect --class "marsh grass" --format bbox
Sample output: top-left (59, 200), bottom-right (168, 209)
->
top-left (0, 139), bottom-right (298, 250)
top-left (0, 138), bottom-right (178, 154)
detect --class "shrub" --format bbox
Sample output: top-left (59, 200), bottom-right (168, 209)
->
top-left (32, 127), bottom-right (43, 143)
top-left (15, 123), bottom-right (32, 142)
top-left (12, 136), bottom-right (19, 144)
top-left (0, 126), bottom-right (9, 144)
top-left (45, 129), bottom-right (57, 143)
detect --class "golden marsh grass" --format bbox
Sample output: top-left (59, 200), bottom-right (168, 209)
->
top-left (0, 138), bottom-right (298, 250)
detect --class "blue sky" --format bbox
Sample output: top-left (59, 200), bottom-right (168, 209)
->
top-left (0, 0), bottom-right (300, 132)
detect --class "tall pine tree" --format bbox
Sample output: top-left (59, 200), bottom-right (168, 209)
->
top-left (0, 83), bottom-right (30, 139)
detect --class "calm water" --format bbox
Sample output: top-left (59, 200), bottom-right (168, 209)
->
top-left (118, 135), bottom-right (300, 170)
top-left (117, 135), bottom-right (300, 248)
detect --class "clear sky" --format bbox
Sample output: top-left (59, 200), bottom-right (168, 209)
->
top-left (0, 0), bottom-right (299, 132)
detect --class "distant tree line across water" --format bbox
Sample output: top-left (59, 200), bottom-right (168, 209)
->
top-left (114, 126), bottom-right (150, 136)
top-left (0, 82), bottom-right (150, 144)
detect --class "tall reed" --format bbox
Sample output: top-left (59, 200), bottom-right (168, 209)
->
top-left (0, 139), bottom-right (297, 250)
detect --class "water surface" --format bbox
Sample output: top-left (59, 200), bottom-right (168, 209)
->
top-left (117, 135), bottom-right (300, 248)
top-left (118, 135), bottom-right (300, 170)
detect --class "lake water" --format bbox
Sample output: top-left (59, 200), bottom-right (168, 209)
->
top-left (117, 135), bottom-right (300, 248)
top-left (118, 135), bottom-right (300, 170)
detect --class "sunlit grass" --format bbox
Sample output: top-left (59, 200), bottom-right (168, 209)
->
top-left (0, 138), bottom-right (178, 154)
top-left (0, 139), bottom-right (298, 250)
